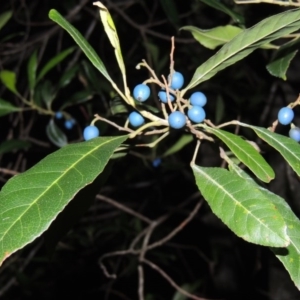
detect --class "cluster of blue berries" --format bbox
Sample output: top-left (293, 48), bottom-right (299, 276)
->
top-left (55, 111), bottom-right (76, 130)
top-left (277, 107), bottom-right (300, 142)
top-left (130, 71), bottom-right (207, 130)
top-left (82, 71), bottom-right (208, 141)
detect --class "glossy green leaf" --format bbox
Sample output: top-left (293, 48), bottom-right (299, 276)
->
top-left (0, 10), bottom-right (12, 31)
top-left (93, 2), bottom-right (129, 99)
top-left (244, 124), bottom-right (300, 177)
top-left (206, 127), bottom-right (274, 182)
top-left (159, 0), bottom-right (180, 27)
top-left (110, 95), bottom-right (128, 115)
top-left (0, 140), bottom-right (31, 155)
top-left (230, 164), bottom-right (300, 289)
top-left (198, 0), bottom-right (244, 24)
top-left (39, 80), bottom-right (56, 110)
top-left (183, 8), bottom-right (300, 91)
top-left (37, 47), bottom-right (75, 82)
top-left (60, 90), bottom-right (93, 110)
top-left (58, 64), bottom-right (79, 88)
top-left (162, 134), bottom-right (193, 157)
top-left (192, 165), bottom-right (289, 247)
top-left (0, 70), bottom-right (19, 95)
top-left (0, 135), bottom-right (127, 266)
top-left (0, 99), bottom-right (21, 117)
top-left (27, 50), bottom-right (38, 94)
top-left (48, 10), bottom-right (113, 84)
top-left (181, 25), bottom-right (243, 50)
top-left (46, 119), bottom-right (67, 147)
top-left (266, 38), bottom-right (300, 80)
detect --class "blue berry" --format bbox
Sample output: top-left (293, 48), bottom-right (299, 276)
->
top-left (152, 158), bottom-right (162, 168)
top-left (188, 106), bottom-right (206, 123)
top-left (168, 111), bottom-right (186, 129)
top-left (289, 127), bottom-right (300, 142)
top-left (129, 111), bottom-right (145, 127)
top-left (190, 92), bottom-right (207, 107)
top-left (133, 84), bottom-right (150, 102)
top-left (158, 91), bottom-right (175, 103)
top-left (55, 111), bottom-right (63, 119)
top-left (64, 119), bottom-right (75, 129)
top-left (169, 71), bottom-right (184, 90)
top-left (278, 107), bottom-right (294, 125)
top-left (83, 125), bottom-right (99, 141)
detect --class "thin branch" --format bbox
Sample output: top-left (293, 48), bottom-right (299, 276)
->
top-left (143, 259), bottom-right (210, 300)
top-left (96, 194), bottom-right (152, 224)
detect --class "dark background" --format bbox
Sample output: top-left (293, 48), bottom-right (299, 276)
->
top-left (1, 0), bottom-right (300, 299)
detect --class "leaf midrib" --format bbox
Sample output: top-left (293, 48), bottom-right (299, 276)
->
top-left (210, 128), bottom-right (271, 180)
top-left (193, 165), bottom-right (286, 239)
top-left (190, 11), bottom-right (300, 86)
top-left (0, 137), bottom-right (118, 244)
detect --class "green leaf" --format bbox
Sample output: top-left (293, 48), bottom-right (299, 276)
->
top-left (48, 10), bottom-right (113, 84)
top-left (60, 90), bottom-right (93, 110)
top-left (183, 8), bottom-right (300, 92)
top-left (181, 25), bottom-right (243, 50)
top-left (229, 164), bottom-right (300, 289)
top-left (191, 165), bottom-right (289, 247)
top-left (162, 134), bottom-right (193, 157)
top-left (58, 65), bottom-right (79, 88)
top-left (198, 0), bottom-right (245, 24)
top-left (110, 95), bottom-right (128, 115)
top-left (0, 135), bottom-right (127, 266)
top-left (39, 80), bottom-right (56, 110)
top-left (46, 119), bottom-right (68, 147)
top-left (27, 50), bottom-right (38, 95)
top-left (93, 2), bottom-right (128, 93)
top-left (159, 0), bottom-right (180, 27)
top-left (0, 140), bottom-right (31, 155)
top-left (0, 70), bottom-right (19, 95)
top-left (206, 127), bottom-right (275, 182)
top-left (266, 38), bottom-right (300, 80)
top-left (36, 47), bottom-right (75, 82)
top-left (243, 124), bottom-right (300, 177)
top-left (0, 10), bottom-right (12, 31)
top-left (0, 99), bottom-right (21, 117)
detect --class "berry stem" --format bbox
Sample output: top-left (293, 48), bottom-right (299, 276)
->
top-left (129, 121), bottom-right (168, 139)
top-left (190, 140), bottom-right (201, 166)
top-left (94, 114), bottom-right (134, 133)
top-left (136, 131), bottom-right (169, 148)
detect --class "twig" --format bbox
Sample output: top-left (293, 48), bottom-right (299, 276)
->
top-left (0, 168), bottom-right (19, 176)
top-left (0, 241), bottom-right (43, 297)
top-left (143, 259), bottom-right (209, 300)
top-left (146, 201), bottom-right (203, 251)
top-left (96, 194), bottom-right (152, 224)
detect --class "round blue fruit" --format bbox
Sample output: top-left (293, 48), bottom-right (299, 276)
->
top-left (133, 84), bottom-right (150, 102)
top-left (129, 111), bottom-right (145, 127)
top-left (152, 158), bottom-right (162, 168)
top-left (64, 119), bottom-right (75, 130)
top-left (190, 92), bottom-right (207, 107)
top-left (187, 106), bottom-right (206, 123)
top-left (55, 111), bottom-right (63, 119)
top-left (168, 111), bottom-right (186, 129)
top-left (278, 107), bottom-right (294, 125)
top-left (169, 71), bottom-right (184, 90)
top-left (83, 125), bottom-right (100, 141)
top-left (289, 127), bottom-right (300, 142)
top-left (158, 91), bottom-right (175, 103)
